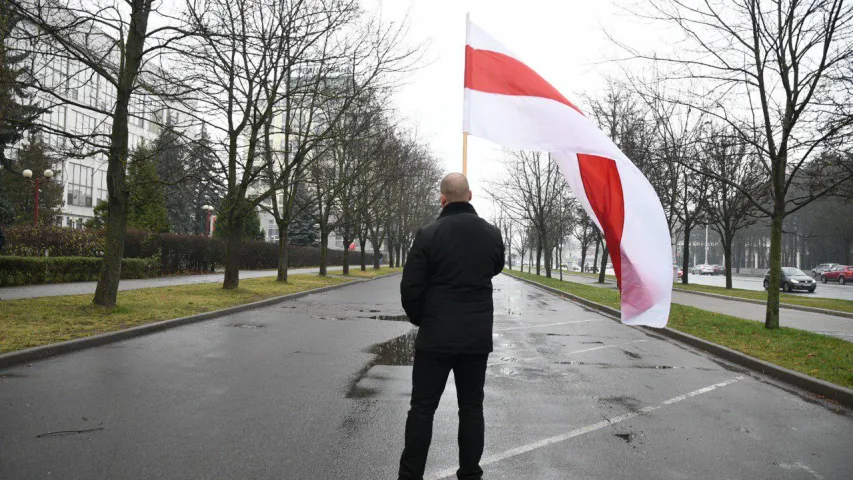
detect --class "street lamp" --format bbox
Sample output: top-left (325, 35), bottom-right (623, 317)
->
top-left (202, 205), bottom-right (214, 236)
top-left (22, 168), bottom-right (54, 225)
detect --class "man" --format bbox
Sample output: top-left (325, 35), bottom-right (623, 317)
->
top-left (398, 173), bottom-right (505, 480)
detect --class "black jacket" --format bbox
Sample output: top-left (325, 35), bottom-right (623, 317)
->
top-left (400, 202), bottom-right (505, 354)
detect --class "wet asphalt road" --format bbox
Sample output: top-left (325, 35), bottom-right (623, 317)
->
top-left (1, 274), bottom-right (851, 479)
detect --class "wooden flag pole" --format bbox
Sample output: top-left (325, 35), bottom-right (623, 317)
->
top-left (462, 132), bottom-right (468, 176)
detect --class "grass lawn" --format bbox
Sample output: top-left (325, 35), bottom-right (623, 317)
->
top-left (504, 270), bottom-right (853, 389)
top-left (343, 266), bottom-right (404, 278)
top-left (0, 274), bottom-right (349, 354)
top-left (673, 282), bottom-right (853, 314)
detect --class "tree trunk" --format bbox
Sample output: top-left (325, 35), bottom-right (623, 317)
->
top-left (319, 229), bottom-right (329, 276)
top-left (535, 236), bottom-right (542, 276)
top-left (765, 212), bottom-right (784, 329)
top-left (276, 226), bottom-right (289, 283)
top-left (342, 236), bottom-right (351, 275)
top-left (592, 239), bottom-right (600, 273)
top-left (723, 233), bottom-right (733, 289)
top-left (558, 246), bottom-right (563, 281)
top-left (223, 228), bottom-right (240, 289)
top-left (681, 225), bottom-right (692, 285)
top-left (372, 245), bottom-right (381, 270)
top-left (359, 241), bottom-right (367, 271)
top-left (580, 243), bottom-right (587, 274)
top-left (93, 183), bottom-right (128, 307)
top-left (92, 5), bottom-right (152, 307)
top-left (598, 246), bottom-right (609, 284)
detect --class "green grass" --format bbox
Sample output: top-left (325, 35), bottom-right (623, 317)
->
top-left (504, 270), bottom-right (853, 389)
top-left (343, 266), bottom-right (404, 278)
top-left (506, 270), bottom-right (621, 309)
top-left (674, 282), bottom-right (853, 314)
top-left (0, 274), bottom-right (349, 354)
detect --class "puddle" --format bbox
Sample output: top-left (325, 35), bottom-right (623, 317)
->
top-left (499, 357), bottom-right (519, 363)
top-left (227, 323), bottom-right (266, 329)
top-left (581, 341), bottom-right (604, 345)
top-left (366, 314), bottom-right (409, 322)
top-left (614, 433), bottom-right (634, 443)
top-left (546, 333), bottom-right (573, 337)
top-left (0, 373), bottom-right (27, 378)
top-left (312, 316), bottom-right (348, 321)
top-left (554, 361), bottom-right (678, 369)
top-left (367, 331), bottom-right (417, 366)
top-left (623, 350), bottom-right (642, 359)
top-left (37, 427), bottom-right (103, 438)
top-left (346, 330), bottom-right (417, 398)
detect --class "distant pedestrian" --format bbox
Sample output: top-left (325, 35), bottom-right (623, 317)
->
top-left (398, 173), bottom-right (505, 480)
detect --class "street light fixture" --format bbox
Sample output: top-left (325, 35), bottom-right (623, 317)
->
top-left (22, 168), bottom-right (54, 225)
top-left (202, 204), bottom-right (214, 237)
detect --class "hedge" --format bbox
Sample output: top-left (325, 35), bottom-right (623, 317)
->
top-left (1, 225), bottom-right (375, 275)
top-left (0, 256), bottom-right (159, 287)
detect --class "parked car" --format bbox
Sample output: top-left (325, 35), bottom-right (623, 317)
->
top-left (821, 265), bottom-right (853, 285)
top-left (696, 264), bottom-right (715, 275)
top-left (763, 267), bottom-right (817, 292)
top-left (812, 263), bottom-right (839, 277)
top-left (713, 264), bottom-right (726, 275)
top-left (571, 265), bottom-right (581, 272)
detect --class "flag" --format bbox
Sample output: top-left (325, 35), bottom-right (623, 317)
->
top-left (464, 18), bottom-right (672, 328)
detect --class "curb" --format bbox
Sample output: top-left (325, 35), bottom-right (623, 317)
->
top-left (0, 274), bottom-right (398, 370)
top-left (672, 287), bottom-right (853, 319)
top-left (506, 273), bottom-right (853, 408)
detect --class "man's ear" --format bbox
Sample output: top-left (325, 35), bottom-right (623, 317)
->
top-left (468, 191), bottom-right (473, 201)
top-left (440, 194), bottom-right (447, 207)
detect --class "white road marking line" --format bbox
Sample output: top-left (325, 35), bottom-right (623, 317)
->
top-left (565, 339), bottom-right (647, 355)
top-left (426, 376), bottom-right (745, 480)
top-left (493, 320), bottom-right (599, 332)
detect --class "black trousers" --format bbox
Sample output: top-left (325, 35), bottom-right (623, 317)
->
top-left (398, 350), bottom-right (489, 480)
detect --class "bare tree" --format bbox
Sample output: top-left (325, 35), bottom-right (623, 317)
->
top-left (626, 0), bottom-right (853, 328)
top-left (10, 0), bottom-right (190, 306)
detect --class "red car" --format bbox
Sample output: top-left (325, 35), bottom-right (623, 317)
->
top-left (822, 265), bottom-right (853, 285)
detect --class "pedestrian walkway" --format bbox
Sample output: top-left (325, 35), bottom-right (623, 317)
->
top-left (0, 266), bottom-right (342, 300)
top-left (507, 268), bottom-right (853, 342)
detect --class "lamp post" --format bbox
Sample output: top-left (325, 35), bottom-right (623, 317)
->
top-left (22, 168), bottom-right (54, 225)
top-left (202, 205), bottom-right (214, 236)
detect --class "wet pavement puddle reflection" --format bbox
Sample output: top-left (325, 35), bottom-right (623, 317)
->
top-left (346, 330), bottom-right (417, 398)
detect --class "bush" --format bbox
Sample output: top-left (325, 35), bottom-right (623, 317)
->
top-left (3, 225), bottom-right (105, 257)
top-left (2, 225), bottom-right (374, 275)
top-left (0, 256), bottom-right (159, 287)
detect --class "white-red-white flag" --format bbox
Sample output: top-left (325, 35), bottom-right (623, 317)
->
top-left (464, 19), bottom-right (672, 328)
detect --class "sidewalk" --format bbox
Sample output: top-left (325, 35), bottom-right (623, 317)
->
top-left (0, 267), bottom-right (342, 300)
top-left (507, 267), bottom-right (853, 342)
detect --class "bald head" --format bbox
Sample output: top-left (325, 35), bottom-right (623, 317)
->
top-left (440, 173), bottom-right (472, 206)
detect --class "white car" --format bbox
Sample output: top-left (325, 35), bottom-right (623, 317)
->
top-left (571, 265), bottom-right (581, 272)
top-left (696, 264), bottom-right (716, 275)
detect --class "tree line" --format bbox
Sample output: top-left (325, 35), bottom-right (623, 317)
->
top-left (0, 0), bottom-right (440, 306)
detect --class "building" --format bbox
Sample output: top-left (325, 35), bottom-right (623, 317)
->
top-left (6, 17), bottom-right (194, 228)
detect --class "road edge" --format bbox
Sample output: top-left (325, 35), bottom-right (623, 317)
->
top-left (672, 287), bottom-right (853, 319)
top-left (0, 274), bottom-right (399, 370)
top-left (507, 273), bottom-right (853, 408)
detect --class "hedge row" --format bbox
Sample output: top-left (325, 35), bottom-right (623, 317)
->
top-left (1, 225), bottom-right (375, 274)
top-left (0, 256), bottom-right (159, 287)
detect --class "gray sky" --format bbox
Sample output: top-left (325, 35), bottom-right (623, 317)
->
top-left (365, 0), bottom-right (676, 219)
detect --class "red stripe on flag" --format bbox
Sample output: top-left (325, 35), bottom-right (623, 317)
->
top-left (577, 154), bottom-right (625, 288)
top-left (465, 45), bottom-right (583, 115)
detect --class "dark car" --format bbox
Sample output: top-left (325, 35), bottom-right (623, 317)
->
top-left (763, 267), bottom-right (816, 293)
top-left (822, 265), bottom-right (853, 285)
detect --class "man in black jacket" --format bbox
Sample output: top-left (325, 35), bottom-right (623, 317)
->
top-left (398, 173), bottom-right (505, 480)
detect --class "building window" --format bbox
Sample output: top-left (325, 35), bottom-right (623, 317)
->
top-left (66, 162), bottom-right (94, 207)
top-left (267, 220), bottom-right (279, 242)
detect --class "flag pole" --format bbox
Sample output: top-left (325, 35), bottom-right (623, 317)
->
top-left (463, 12), bottom-right (470, 177)
top-left (462, 132), bottom-right (468, 176)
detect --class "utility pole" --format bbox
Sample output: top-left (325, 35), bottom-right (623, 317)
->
top-left (704, 225), bottom-right (709, 264)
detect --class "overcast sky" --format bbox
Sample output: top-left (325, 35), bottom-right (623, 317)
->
top-left (363, 0), bottom-right (678, 219)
